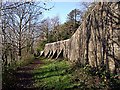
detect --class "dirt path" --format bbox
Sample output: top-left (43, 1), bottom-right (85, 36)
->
top-left (12, 59), bottom-right (42, 89)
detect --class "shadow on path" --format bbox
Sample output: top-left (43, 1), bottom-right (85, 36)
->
top-left (11, 59), bottom-right (43, 90)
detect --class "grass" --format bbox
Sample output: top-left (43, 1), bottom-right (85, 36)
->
top-left (2, 54), bottom-right (35, 89)
top-left (33, 58), bottom-right (77, 89)
top-left (2, 54), bottom-right (35, 72)
top-left (2, 57), bottom-right (120, 89)
top-left (33, 58), bottom-right (120, 90)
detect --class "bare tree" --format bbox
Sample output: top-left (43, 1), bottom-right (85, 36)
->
top-left (51, 16), bottom-right (60, 41)
top-left (1, 1), bottom-right (50, 65)
top-left (40, 18), bottom-right (51, 40)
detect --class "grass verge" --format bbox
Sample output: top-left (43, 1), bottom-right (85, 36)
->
top-left (2, 54), bottom-right (35, 89)
top-left (33, 59), bottom-right (76, 89)
top-left (2, 57), bottom-right (120, 89)
top-left (33, 58), bottom-right (120, 90)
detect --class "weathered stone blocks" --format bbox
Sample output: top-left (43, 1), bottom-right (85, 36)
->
top-left (43, 2), bottom-right (120, 73)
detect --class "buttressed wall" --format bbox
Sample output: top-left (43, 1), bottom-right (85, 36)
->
top-left (43, 2), bottom-right (120, 72)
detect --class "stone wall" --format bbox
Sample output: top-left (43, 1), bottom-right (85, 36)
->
top-left (43, 2), bottom-right (120, 73)
top-left (44, 39), bottom-right (70, 59)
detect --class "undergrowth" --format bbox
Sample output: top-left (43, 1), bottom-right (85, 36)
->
top-left (2, 57), bottom-right (120, 90)
top-left (33, 58), bottom-right (120, 90)
top-left (2, 54), bottom-right (35, 89)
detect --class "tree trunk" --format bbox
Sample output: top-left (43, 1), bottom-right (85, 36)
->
top-left (18, 40), bottom-right (22, 60)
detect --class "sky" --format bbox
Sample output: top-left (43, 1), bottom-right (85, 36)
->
top-left (3, 0), bottom-right (118, 2)
top-left (2, 0), bottom-right (118, 23)
top-left (43, 2), bottom-right (82, 24)
top-left (41, 0), bottom-right (119, 24)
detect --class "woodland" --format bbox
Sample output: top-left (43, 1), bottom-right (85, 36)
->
top-left (0, 1), bottom-right (120, 90)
